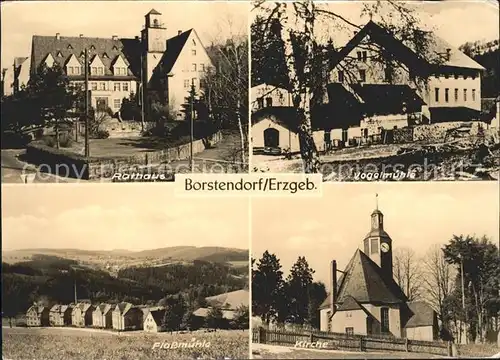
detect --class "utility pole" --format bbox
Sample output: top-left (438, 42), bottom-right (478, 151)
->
top-left (190, 78), bottom-right (194, 172)
top-left (74, 279), bottom-right (78, 304)
top-left (459, 253), bottom-right (467, 344)
top-left (140, 54), bottom-right (145, 132)
top-left (84, 48), bottom-right (90, 158)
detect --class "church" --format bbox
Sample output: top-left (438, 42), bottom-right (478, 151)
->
top-left (20, 9), bottom-right (212, 120)
top-left (319, 205), bottom-right (439, 342)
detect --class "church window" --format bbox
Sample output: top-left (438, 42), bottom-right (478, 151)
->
top-left (370, 238), bottom-right (378, 254)
top-left (345, 327), bottom-right (354, 336)
top-left (364, 239), bottom-right (369, 254)
top-left (381, 308), bottom-right (390, 333)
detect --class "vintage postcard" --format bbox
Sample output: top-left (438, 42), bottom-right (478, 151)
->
top-left (250, 1), bottom-right (499, 181)
top-left (1, 1), bottom-right (249, 183)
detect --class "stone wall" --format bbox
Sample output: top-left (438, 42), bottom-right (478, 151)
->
top-left (393, 127), bottom-right (414, 143)
top-left (412, 121), bottom-right (486, 143)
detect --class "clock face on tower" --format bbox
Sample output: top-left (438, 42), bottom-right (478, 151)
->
top-left (380, 242), bottom-right (390, 253)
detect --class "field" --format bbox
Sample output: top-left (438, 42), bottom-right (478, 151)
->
top-left (251, 344), bottom-right (448, 359)
top-left (2, 327), bottom-right (249, 360)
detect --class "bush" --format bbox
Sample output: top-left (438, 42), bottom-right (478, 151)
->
top-left (42, 136), bottom-right (56, 147)
top-left (95, 130), bottom-right (110, 139)
top-left (59, 132), bottom-right (73, 148)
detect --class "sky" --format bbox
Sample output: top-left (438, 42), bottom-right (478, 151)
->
top-left (252, 182), bottom-right (499, 289)
top-left (252, 0), bottom-right (499, 48)
top-left (1, 1), bottom-right (249, 69)
top-left (1, 184), bottom-right (250, 252)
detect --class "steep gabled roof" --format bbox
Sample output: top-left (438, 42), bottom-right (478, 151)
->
top-left (404, 301), bottom-right (436, 328)
top-left (320, 249), bottom-right (407, 310)
top-left (31, 35), bottom-right (140, 76)
top-left (147, 9), bottom-right (161, 15)
top-left (160, 29), bottom-right (193, 73)
top-left (149, 309), bottom-right (166, 325)
top-left (114, 302), bottom-right (132, 315)
top-left (331, 21), bottom-right (484, 71)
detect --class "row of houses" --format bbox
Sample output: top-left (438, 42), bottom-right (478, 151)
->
top-left (26, 289), bottom-right (250, 332)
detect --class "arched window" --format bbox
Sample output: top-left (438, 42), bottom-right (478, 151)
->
top-left (264, 128), bottom-right (279, 148)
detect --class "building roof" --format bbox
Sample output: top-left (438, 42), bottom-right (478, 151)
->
top-left (114, 302), bottom-right (133, 315)
top-left (251, 107), bottom-right (300, 132)
top-left (28, 305), bottom-right (48, 315)
top-left (148, 309), bottom-right (166, 325)
top-left (320, 249), bottom-right (407, 310)
top-left (429, 106), bottom-right (481, 123)
top-left (337, 295), bottom-right (364, 311)
top-left (193, 307), bottom-right (237, 320)
top-left (350, 84), bottom-right (425, 116)
top-left (404, 301), bottom-right (436, 328)
top-left (31, 35), bottom-right (140, 77)
top-left (159, 29), bottom-right (193, 74)
top-left (50, 304), bottom-right (71, 313)
top-left (94, 303), bottom-right (112, 315)
top-left (331, 21), bottom-right (484, 71)
top-left (146, 9), bottom-right (162, 15)
top-left (205, 289), bottom-right (249, 310)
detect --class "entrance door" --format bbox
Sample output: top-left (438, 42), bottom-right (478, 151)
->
top-left (264, 128), bottom-right (279, 148)
top-left (96, 97), bottom-right (108, 112)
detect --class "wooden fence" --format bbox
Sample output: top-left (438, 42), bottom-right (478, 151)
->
top-left (252, 327), bottom-right (452, 356)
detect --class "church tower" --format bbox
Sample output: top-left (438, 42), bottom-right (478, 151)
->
top-left (141, 9), bottom-right (168, 84)
top-left (362, 195), bottom-right (393, 281)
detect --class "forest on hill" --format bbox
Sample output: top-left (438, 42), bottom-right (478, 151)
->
top-left (2, 254), bottom-right (248, 318)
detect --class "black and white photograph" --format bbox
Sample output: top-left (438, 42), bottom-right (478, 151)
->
top-left (251, 183), bottom-right (500, 359)
top-left (1, 185), bottom-right (250, 359)
top-left (250, 0), bottom-right (499, 181)
top-left (1, 1), bottom-right (249, 183)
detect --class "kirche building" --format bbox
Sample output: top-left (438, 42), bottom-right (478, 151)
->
top-left (319, 205), bottom-right (439, 342)
top-left (22, 9), bottom-right (213, 120)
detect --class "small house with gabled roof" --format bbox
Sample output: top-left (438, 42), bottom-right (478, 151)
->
top-left (319, 205), bottom-right (439, 341)
top-left (26, 305), bottom-right (50, 327)
top-left (143, 308), bottom-right (166, 332)
top-left (71, 302), bottom-right (94, 327)
top-left (49, 304), bottom-right (73, 326)
top-left (92, 303), bottom-right (113, 328)
top-left (112, 302), bottom-right (143, 331)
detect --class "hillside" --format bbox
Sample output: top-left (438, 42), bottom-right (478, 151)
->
top-left (1, 254), bottom-right (249, 318)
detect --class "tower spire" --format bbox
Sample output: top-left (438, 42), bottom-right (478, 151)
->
top-left (375, 193), bottom-right (378, 210)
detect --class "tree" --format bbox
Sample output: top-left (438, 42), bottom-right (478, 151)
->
top-left (119, 93), bottom-right (141, 121)
top-left (393, 247), bottom-right (423, 301)
top-left (205, 306), bottom-right (225, 329)
top-left (201, 25), bottom-right (248, 167)
top-left (307, 282), bottom-right (327, 329)
top-left (285, 256), bottom-right (315, 325)
top-left (27, 63), bottom-right (80, 149)
top-left (442, 235), bottom-right (500, 343)
top-left (252, 251), bottom-right (286, 326)
top-left (253, 0), bottom-right (440, 173)
top-left (161, 294), bottom-right (188, 331)
top-left (231, 305), bottom-right (249, 329)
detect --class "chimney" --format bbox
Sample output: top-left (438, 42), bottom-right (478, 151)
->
top-left (79, 34), bottom-right (84, 38)
top-left (330, 260), bottom-right (337, 316)
top-left (446, 48), bottom-right (451, 61)
top-left (56, 33), bottom-right (60, 40)
top-left (112, 35), bottom-right (118, 41)
top-left (178, 30), bottom-right (182, 36)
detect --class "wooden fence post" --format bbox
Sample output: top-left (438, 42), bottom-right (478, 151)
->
top-left (259, 327), bottom-right (266, 344)
top-left (359, 336), bottom-right (364, 351)
top-left (405, 338), bottom-right (409, 352)
top-left (310, 333), bottom-right (314, 343)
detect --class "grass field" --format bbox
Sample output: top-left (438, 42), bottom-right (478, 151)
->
top-left (251, 344), bottom-right (448, 359)
top-left (2, 327), bottom-right (249, 360)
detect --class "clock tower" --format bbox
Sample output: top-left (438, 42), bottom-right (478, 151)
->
top-left (362, 198), bottom-right (393, 281)
top-left (141, 9), bottom-right (168, 84)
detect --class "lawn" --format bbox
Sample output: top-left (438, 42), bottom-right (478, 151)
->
top-left (2, 327), bottom-right (249, 360)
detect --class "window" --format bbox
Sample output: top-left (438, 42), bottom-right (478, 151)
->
top-left (342, 129), bottom-right (348, 143)
top-left (67, 67), bottom-right (74, 75)
top-left (364, 239), bottom-right (369, 254)
top-left (113, 99), bottom-right (121, 109)
top-left (445, 88), bottom-right (449, 102)
top-left (98, 67), bottom-right (104, 75)
top-left (472, 89), bottom-right (476, 101)
top-left (345, 327), bottom-right (354, 336)
top-left (99, 82), bottom-right (106, 90)
top-left (122, 82), bottom-right (129, 91)
top-left (359, 69), bottom-right (366, 82)
top-left (91, 82), bottom-right (97, 91)
top-left (257, 97), bottom-right (264, 109)
top-left (357, 51), bottom-right (362, 60)
top-left (371, 238), bottom-right (378, 254)
top-left (192, 49), bottom-right (197, 56)
top-left (434, 88), bottom-right (440, 102)
top-left (184, 79), bottom-right (190, 88)
top-left (362, 51), bottom-right (367, 61)
top-left (200, 78), bottom-right (206, 88)
top-left (338, 70), bottom-right (344, 82)
top-left (454, 88), bottom-right (459, 102)
top-left (192, 63), bottom-right (197, 71)
top-left (91, 67), bottom-right (97, 75)
top-left (114, 83), bottom-right (121, 91)
top-left (200, 64), bottom-right (205, 72)
top-left (67, 44), bottom-right (73, 50)
top-left (192, 78), bottom-right (197, 87)
top-left (266, 97), bottom-right (273, 107)
top-left (381, 308), bottom-right (390, 333)
top-left (464, 89), bottom-right (467, 101)
top-left (384, 67), bottom-right (393, 83)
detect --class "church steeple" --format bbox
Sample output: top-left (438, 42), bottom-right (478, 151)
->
top-left (363, 194), bottom-right (393, 281)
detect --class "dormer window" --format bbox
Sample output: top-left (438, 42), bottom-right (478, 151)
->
top-left (80, 52), bottom-right (85, 58)
top-left (90, 45), bottom-right (95, 51)
top-left (114, 67), bottom-right (127, 76)
top-left (103, 53), bottom-right (109, 59)
top-left (192, 39), bottom-right (196, 46)
top-left (67, 44), bottom-right (73, 50)
top-left (56, 51), bottom-right (63, 58)
top-left (112, 46), bottom-right (118, 51)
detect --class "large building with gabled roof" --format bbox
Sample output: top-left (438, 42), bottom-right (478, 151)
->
top-left (319, 205), bottom-right (439, 342)
top-left (15, 9), bottom-right (212, 119)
